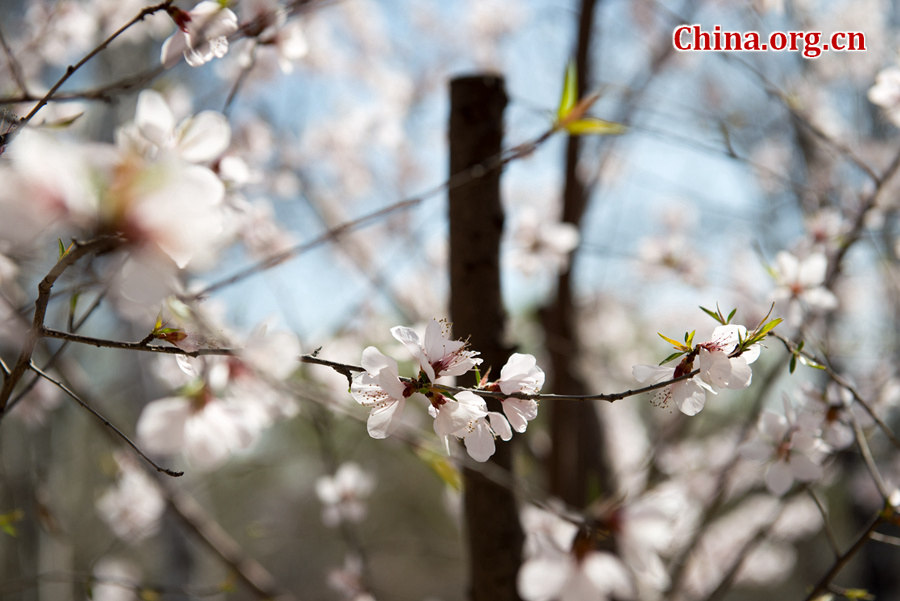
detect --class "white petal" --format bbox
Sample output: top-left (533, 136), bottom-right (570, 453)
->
top-left (136, 396), bottom-right (190, 454)
top-left (488, 411), bottom-right (513, 441)
top-left (464, 421), bottom-right (496, 462)
top-left (177, 111), bottom-right (230, 163)
top-left (135, 90), bottom-right (175, 148)
top-left (366, 397), bottom-right (405, 439)
top-left (765, 461), bottom-right (794, 495)
top-left (502, 397), bottom-right (538, 433)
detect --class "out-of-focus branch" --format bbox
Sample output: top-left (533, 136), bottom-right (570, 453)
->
top-left (159, 478), bottom-right (300, 601)
top-left (0, 235), bottom-right (120, 414)
top-left (18, 2), bottom-right (173, 126)
top-left (802, 511), bottom-right (886, 601)
top-left (770, 332), bottom-right (900, 448)
top-left (27, 362), bottom-right (182, 477)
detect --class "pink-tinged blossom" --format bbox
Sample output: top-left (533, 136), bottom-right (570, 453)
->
top-left (518, 506), bottom-right (635, 601)
top-left (315, 462), bottom-right (375, 527)
top-left (117, 89), bottom-right (231, 163)
top-left (391, 318), bottom-right (481, 382)
top-left (771, 251), bottom-right (838, 323)
top-left (95, 453), bottom-right (165, 542)
top-left (498, 353), bottom-right (544, 432)
top-left (136, 390), bottom-right (263, 470)
top-left (632, 363), bottom-right (712, 416)
top-left (509, 208), bottom-right (580, 277)
top-left (431, 390), bottom-right (511, 462)
top-left (741, 400), bottom-right (830, 496)
top-left (697, 324), bottom-right (760, 391)
top-left (161, 2), bottom-right (239, 68)
top-left (351, 346), bottom-right (425, 439)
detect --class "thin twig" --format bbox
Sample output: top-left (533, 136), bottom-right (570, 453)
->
top-left (808, 488), bottom-right (841, 558)
top-left (19, 2), bottom-right (173, 126)
top-left (770, 332), bottom-right (900, 448)
top-left (37, 326), bottom-right (701, 404)
top-left (802, 511), bottom-right (884, 601)
top-left (28, 362), bottom-right (182, 477)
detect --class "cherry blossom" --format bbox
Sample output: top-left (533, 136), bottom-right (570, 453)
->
top-left (697, 324), bottom-right (760, 391)
top-left (497, 353), bottom-right (544, 432)
top-left (161, 1), bottom-right (239, 68)
top-left (116, 89), bottom-right (231, 163)
top-left (351, 346), bottom-right (425, 439)
top-left (632, 362), bottom-right (712, 416)
top-left (391, 318), bottom-right (481, 382)
top-left (740, 399), bottom-right (830, 495)
top-left (771, 251), bottom-right (838, 323)
top-left (90, 557), bottom-right (141, 601)
top-left (315, 462), bottom-right (376, 527)
top-left (868, 66), bottom-right (900, 127)
top-left (95, 453), bottom-right (165, 542)
top-left (518, 506), bottom-right (635, 601)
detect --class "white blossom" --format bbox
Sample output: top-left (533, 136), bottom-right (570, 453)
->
top-left (498, 353), bottom-right (544, 432)
top-left (315, 462), bottom-right (375, 527)
top-left (391, 318), bottom-right (481, 382)
top-left (161, 1), bottom-right (239, 68)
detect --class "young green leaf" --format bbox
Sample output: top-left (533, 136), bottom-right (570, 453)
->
top-left (557, 61), bottom-right (578, 121)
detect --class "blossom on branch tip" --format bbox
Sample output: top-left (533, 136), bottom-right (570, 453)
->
top-left (697, 324), bottom-right (760, 390)
top-left (161, 1), bottom-right (239, 68)
top-left (498, 353), bottom-right (544, 432)
top-left (391, 318), bottom-right (481, 382)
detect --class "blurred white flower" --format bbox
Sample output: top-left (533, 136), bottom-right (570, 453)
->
top-left (771, 251), bottom-right (838, 324)
top-left (161, 1), bottom-right (239, 67)
top-left (741, 399), bottom-right (830, 495)
top-left (868, 66), bottom-right (900, 126)
top-left (518, 506), bottom-right (635, 601)
top-left (315, 462), bottom-right (375, 527)
top-left (95, 453), bottom-right (164, 542)
top-left (509, 208), bottom-right (579, 277)
top-left (91, 557), bottom-right (141, 601)
top-left (117, 89), bottom-right (231, 163)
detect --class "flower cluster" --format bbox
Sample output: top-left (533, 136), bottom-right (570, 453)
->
top-left (740, 390), bottom-right (864, 496)
top-left (350, 319), bottom-right (544, 462)
top-left (633, 307), bottom-right (779, 416)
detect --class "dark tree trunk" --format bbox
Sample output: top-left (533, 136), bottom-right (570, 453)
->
top-left (448, 74), bottom-right (523, 601)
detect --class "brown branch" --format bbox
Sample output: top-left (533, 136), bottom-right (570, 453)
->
top-left (770, 332), bottom-right (900, 448)
top-left (156, 477), bottom-right (299, 601)
top-left (27, 362), bottom-right (182, 477)
top-left (802, 511), bottom-right (884, 601)
top-left (0, 236), bottom-right (120, 414)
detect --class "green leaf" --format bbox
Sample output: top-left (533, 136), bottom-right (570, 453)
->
top-left (57, 238), bottom-right (66, 258)
top-left (727, 308), bottom-right (737, 323)
top-left (658, 332), bottom-right (688, 350)
top-left (755, 317), bottom-right (783, 338)
top-left (0, 509), bottom-right (24, 537)
top-left (660, 351), bottom-right (686, 365)
top-left (699, 305), bottom-right (720, 322)
top-left (789, 354), bottom-right (797, 374)
top-left (562, 117), bottom-right (626, 136)
top-left (557, 61), bottom-right (577, 121)
top-left (797, 355), bottom-right (826, 370)
top-left (417, 448), bottom-right (462, 490)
